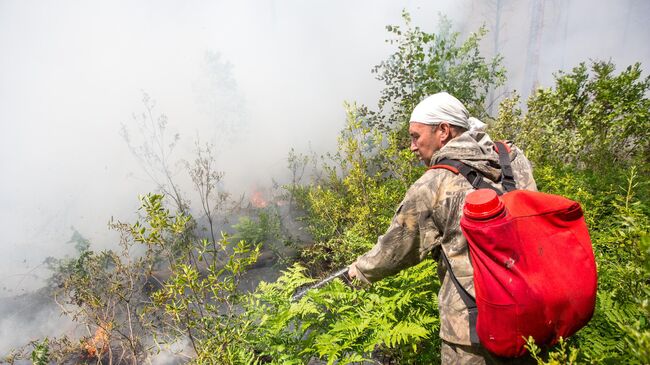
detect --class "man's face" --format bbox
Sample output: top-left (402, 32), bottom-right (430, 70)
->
top-left (409, 122), bottom-right (443, 166)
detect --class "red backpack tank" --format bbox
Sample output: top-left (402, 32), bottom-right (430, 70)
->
top-left (432, 142), bottom-right (597, 357)
top-left (461, 188), bottom-right (597, 357)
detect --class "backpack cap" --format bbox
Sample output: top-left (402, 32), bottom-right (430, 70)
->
top-left (464, 189), bottom-right (505, 220)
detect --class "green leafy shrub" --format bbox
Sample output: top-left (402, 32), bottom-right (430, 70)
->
top-left (234, 210), bottom-right (282, 246)
top-left (30, 338), bottom-right (50, 365)
top-left (247, 261), bottom-right (440, 364)
top-left (121, 194), bottom-right (262, 364)
top-left (30, 193), bottom-right (263, 364)
top-left (369, 11), bottom-right (505, 130)
top-left (491, 61), bottom-right (650, 172)
top-left (151, 235), bottom-right (260, 365)
top-left (232, 207), bottom-right (292, 264)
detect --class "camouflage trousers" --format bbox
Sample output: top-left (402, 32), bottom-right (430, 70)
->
top-left (441, 341), bottom-right (538, 365)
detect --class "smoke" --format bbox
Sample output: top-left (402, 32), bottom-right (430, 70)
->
top-left (150, 338), bottom-right (192, 365)
top-left (0, 0), bottom-right (648, 356)
top-left (0, 290), bottom-right (76, 356)
top-left (460, 0), bottom-right (650, 102)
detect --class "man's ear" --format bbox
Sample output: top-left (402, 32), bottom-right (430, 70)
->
top-left (439, 122), bottom-right (452, 142)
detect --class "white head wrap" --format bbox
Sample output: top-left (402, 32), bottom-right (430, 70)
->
top-left (409, 92), bottom-right (486, 132)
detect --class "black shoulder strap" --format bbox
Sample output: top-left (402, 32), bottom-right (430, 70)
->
top-left (441, 249), bottom-right (480, 345)
top-left (432, 142), bottom-right (517, 194)
top-left (435, 159), bottom-right (503, 195)
top-left (494, 141), bottom-right (516, 193)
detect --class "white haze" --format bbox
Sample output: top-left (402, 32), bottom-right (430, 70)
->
top-left (0, 0), bottom-right (648, 355)
top-left (0, 0), bottom-right (467, 295)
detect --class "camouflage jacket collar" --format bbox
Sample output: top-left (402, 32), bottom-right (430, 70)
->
top-left (430, 131), bottom-right (504, 182)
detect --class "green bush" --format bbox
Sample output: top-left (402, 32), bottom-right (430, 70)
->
top-left (369, 11), bottom-right (505, 130)
top-left (30, 338), bottom-right (50, 365)
top-left (491, 61), bottom-right (650, 173)
top-left (247, 261), bottom-right (440, 364)
top-left (296, 104), bottom-right (417, 274)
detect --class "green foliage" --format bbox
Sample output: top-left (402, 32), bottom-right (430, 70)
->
top-left (526, 337), bottom-right (579, 365)
top-left (30, 338), bottom-right (50, 365)
top-left (567, 168), bottom-right (649, 364)
top-left (152, 234), bottom-right (260, 365)
top-left (247, 261), bottom-right (440, 364)
top-left (123, 193), bottom-right (261, 365)
top-left (368, 11), bottom-right (505, 130)
top-left (233, 207), bottom-right (286, 262)
top-left (36, 193), bottom-right (263, 364)
top-left (130, 193), bottom-right (193, 265)
top-left (296, 103), bottom-right (421, 274)
top-left (492, 61), bottom-right (650, 172)
top-left (40, 197), bottom-right (178, 363)
top-left (47, 195), bottom-right (184, 362)
top-left (44, 229), bottom-right (91, 291)
top-left (234, 211), bottom-right (280, 246)
top-left (67, 228), bottom-right (91, 253)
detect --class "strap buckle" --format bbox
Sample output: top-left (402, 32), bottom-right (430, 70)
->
top-left (467, 171), bottom-right (483, 189)
top-left (471, 174), bottom-right (483, 188)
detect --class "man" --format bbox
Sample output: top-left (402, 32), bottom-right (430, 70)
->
top-left (347, 92), bottom-right (537, 364)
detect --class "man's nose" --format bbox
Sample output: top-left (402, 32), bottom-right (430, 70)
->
top-left (410, 140), bottom-right (417, 152)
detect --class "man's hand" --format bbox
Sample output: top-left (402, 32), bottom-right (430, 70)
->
top-left (348, 262), bottom-right (359, 279)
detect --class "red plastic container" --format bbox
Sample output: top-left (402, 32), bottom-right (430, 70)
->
top-left (461, 189), bottom-right (597, 357)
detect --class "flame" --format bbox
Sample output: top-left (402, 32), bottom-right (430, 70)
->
top-left (251, 189), bottom-right (268, 208)
top-left (83, 322), bottom-right (111, 359)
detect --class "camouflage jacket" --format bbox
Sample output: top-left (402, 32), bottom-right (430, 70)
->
top-left (354, 131), bottom-right (537, 345)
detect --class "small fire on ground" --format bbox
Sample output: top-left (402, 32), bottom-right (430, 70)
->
top-left (251, 189), bottom-right (268, 208)
top-left (82, 322), bottom-right (111, 359)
